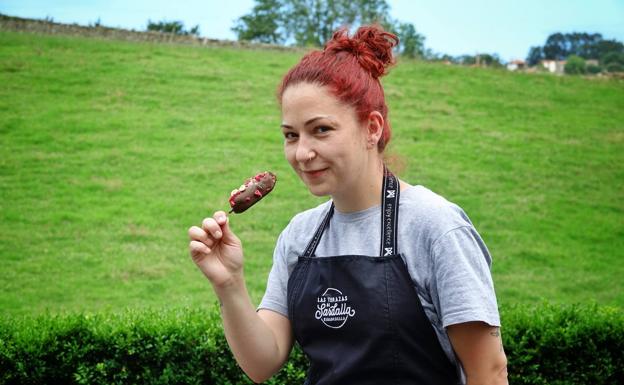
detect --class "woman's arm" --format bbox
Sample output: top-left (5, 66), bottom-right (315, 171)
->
top-left (447, 321), bottom-right (508, 385)
top-left (216, 279), bottom-right (294, 383)
top-left (189, 211), bottom-right (293, 383)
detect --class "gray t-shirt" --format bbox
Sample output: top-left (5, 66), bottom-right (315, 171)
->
top-left (258, 184), bottom-right (500, 379)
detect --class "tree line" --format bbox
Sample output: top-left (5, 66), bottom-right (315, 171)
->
top-left (231, 0), bottom-right (425, 58)
top-left (142, 0), bottom-right (624, 73)
top-left (229, 0), bottom-right (506, 67)
top-left (527, 32), bottom-right (624, 74)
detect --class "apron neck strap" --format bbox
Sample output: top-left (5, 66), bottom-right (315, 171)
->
top-left (380, 165), bottom-right (400, 257)
top-left (302, 203), bottom-right (334, 257)
top-left (302, 165), bottom-right (400, 258)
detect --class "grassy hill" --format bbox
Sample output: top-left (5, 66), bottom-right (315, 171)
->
top-left (1, 30), bottom-right (623, 316)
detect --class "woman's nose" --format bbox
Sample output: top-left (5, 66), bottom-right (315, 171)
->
top-left (294, 138), bottom-right (314, 163)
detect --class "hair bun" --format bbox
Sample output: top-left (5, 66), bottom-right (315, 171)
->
top-left (325, 24), bottom-right (399, 78)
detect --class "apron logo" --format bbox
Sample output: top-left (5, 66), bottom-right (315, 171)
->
top-left (315, 288), bottom-right (356, 329)
top-left (386, 190), bottom-right (396, 198)
top-left (384, 247), bottom-right (393, 256)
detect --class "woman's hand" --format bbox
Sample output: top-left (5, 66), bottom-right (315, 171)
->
top-left (188, 211), bottom-right (243, 288)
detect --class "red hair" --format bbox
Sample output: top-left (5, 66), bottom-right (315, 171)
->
top-left (277, 25), bottom-right (399, 152)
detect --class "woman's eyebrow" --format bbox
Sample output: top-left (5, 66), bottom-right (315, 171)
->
top-left (281, 115), bottom-right (336, 129)
top-left (304, 116), bottom-right (329, 126)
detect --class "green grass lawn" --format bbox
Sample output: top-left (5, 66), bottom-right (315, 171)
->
top-left (1, 30), bottom-right (623, 316)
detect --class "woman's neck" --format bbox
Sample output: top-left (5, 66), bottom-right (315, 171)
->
top-left (332, 159), bottom-right (385, 213)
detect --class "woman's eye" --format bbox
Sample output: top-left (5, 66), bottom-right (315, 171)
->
top-left (284, 132), bottom-right (298, 140)
top-left (316, 126), bottom-right (332, 134)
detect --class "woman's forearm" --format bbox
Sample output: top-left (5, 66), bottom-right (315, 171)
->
top-left (214, 276), bottom-right (290, 383)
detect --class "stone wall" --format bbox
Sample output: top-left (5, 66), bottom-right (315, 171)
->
top-left (0, 14), bottom-right (299, 52)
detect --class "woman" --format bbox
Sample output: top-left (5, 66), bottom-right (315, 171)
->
top-left (188, 25), bottom-right (508, 385)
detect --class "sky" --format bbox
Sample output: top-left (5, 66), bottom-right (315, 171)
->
top-left (1, 0), bottom-right (623, 62)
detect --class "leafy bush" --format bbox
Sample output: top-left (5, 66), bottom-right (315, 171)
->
top-left (605, 62), bottom-right (624, 73)
top-left (601, 51), bottom-right (624, 72)
top-left (1, 304), bottom-right (622, 384)
top-left (502, 303), bottom-right (624, 385)
top-left (146, 20), bottom-right (200, 36)
top-left (586, 64), bottom-right (603, 74)
top-left (564, 55), bottom-right (586, 75)
top-left (0, 308), bottom-right (220, 384)
top-left (0, 306), bottom-right (307, 385)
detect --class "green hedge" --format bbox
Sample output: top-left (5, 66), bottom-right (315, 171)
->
top-left (1, 304), bottom-right (622, 384)
top-left (501, 303), bottom-right (623, 384)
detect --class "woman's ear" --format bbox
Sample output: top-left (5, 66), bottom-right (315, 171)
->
top-left (366, 111), bottom-right (384, 149)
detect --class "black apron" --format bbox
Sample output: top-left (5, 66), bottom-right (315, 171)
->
top-left (287, 168), bottom-right (460, 385)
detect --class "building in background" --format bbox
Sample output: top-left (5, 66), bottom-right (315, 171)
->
top-left (540, 60), bottom-right (567, 74)
top-left (506, 59), bottom-right (526, 71)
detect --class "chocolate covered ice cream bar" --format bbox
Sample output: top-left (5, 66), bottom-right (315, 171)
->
top-left (228, 171), bottom-right (277, 213)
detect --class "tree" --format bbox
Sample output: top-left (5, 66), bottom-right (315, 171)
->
top-left (146, 20), bottom-right (200, 36)
top-left (564, 55), bottom-right (586, 75)
top-left (479, 53), bottom-right (503, 68)
top-left (567, 32), bottom-right (602, 58)
top-left (188, 25), bottom-right (200, 36)
top-left (233, 0), bottom-right (402, 48)
top-left (601, 51), bottom-right (624, 73)
top-left (231, 0), bottom-right (284, 44)
top-left (526, 46), bottom-right (543, 67)
top-left (232, 0), bottom-right (431, 58)
top-left (586, 64), bottom-right (602, 74)
top-left (282, 0), bottom-right (392, 47)
top-left (394, 22), bottom-right (425, 58)
top-left (452, 53), bottom-right (501, 67)
top-left (543, 33), bottom-right (567, 60)
top-left (597, 40), bottom-right (624, 61)
top-left (282, 0), bottom-right (349, 47)
top-left (457, 55), bottom-right (475, 65)
top-left (439, 54), bottom-right (457, 63)
top-left (537, 32), bottom-right (624, 63)
top-left (422, 48), bottom-right (439, 61)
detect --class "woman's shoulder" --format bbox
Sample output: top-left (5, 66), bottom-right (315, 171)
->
top-left (401, 184), bottom-right (461, 212)
top-left (400, 184), bottom-right (476, 239)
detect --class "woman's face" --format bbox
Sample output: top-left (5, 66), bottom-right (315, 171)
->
top-left (280, 82), bottom-right (371, 198)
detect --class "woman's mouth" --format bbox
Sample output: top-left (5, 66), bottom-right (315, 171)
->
top-left (302, 168), bottom-right (328, 179)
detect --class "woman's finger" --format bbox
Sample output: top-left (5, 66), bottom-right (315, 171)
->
top-left (188, 225), bottom-right (215, 248)
top-left (189, 240), bottom-right (211, 257)
top-left (202, 217), bottom-right (223, 240)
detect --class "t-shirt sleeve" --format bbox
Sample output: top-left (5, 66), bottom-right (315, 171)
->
top-left (430, 225), bottom-right (501, 328)
top-left (257, 226), bottom-right (291, 317)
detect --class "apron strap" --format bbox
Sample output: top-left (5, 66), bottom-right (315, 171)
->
top-left (302, 165), bottom-right (400, 258)
top-left (380, 165), bottom-right (400, 257)
top-left (302, 203), bottom-right (335, 257)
